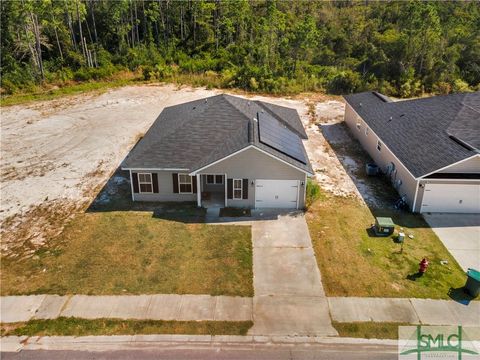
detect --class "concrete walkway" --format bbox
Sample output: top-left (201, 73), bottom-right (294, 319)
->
top-left (0, 294), bottom-right (252, 323)
top-left (328, 297), bottom-right (480, 326)
top-left (249, 212), bottom-right (337, 336)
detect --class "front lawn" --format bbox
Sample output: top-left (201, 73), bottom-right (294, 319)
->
top-left (1, 318), bottom-right (253, 337)
top-left (306, 195), bottom-right (466, 299)
top-left (1, 211), bottom-right (253, 296)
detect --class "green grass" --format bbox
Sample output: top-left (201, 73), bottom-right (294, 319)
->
top-left (332, 321), bottom-right (409, 339)
top-left (219, 207), bottom-right (251, 217)
top-left (1, 211), bottom-right (253, 296)
top-left (306, 195), bottom-right (466, 299)
top-left (1, 318), bottom-right (253, 337)
top-left (0, 78), bottom-right (139, 107)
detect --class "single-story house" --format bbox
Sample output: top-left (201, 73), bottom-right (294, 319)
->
top-left (343, 91), bottom-right (480, 214)
top-left (121, 94), bottom-right (313, 209)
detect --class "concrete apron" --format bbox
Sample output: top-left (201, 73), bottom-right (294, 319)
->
top-left (248, 212), bottom-right (338, 336)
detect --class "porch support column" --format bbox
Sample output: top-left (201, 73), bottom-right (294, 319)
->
top-left (196, 175), bottom-right (201, 207)
top-left (224, 173), bottom-right (227, 207)
top-left (129, 170), bottom-right (135, 202)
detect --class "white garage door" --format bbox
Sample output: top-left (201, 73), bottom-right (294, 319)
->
top-left (255, 180), bottom-right (299, 208)
top-left (420, 183), bottom-right (480, 213)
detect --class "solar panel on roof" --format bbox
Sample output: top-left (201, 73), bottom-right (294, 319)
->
top-left (257, 112), bottom-right (307, 164)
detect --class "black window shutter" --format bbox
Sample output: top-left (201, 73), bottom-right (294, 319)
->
top-left (152, 173), bottom-right (159, 193)
top-left (242, 179), bottom-right (248, 199)
top-left (132, 172), bottom-right (139, 193)
top-left (172, 173), bottom-right (179, 193)
top-left (227, 179), bottom-right (233, 199)
top-left (192, 175), bottom-right (197, 193)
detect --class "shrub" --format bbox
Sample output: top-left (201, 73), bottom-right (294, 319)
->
top-left (451, 79), bottom-right (471, 93)
top-left (432, 81), bottom-right (451, 95)
top-left (305, 178), bottom-right (321, 208)
top-left (249, 77), bottom-right (259, 90)
top-left (326, 70), bottom-right (362, 94)
top-left (0, 78), bottom-right (17, 94)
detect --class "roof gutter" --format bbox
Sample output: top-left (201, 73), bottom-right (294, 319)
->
top-left (121, 167), bottom-right (190, 171)
top-left (417, 154), bottom-right (480, 179)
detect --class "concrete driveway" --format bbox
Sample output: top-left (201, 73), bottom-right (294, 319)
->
top-left (249, 211), bottom-right (337, 336)
top-left (424, 214), bottom-right (480, 271)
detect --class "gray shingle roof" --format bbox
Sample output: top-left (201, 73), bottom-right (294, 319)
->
top-left (343, 91), bottom-right (480, 178)
top-left (122, 94), bottom-right (313, 174)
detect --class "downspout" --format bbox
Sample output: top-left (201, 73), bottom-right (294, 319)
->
top-left (196, 175), bottom-right (201, 208)
top-left (224, 173), bottom-right (227, 207)
top-left (304, 174), bottom-right (307, 208)
top-left (412, 179), bottom-right (419, 213)
top-left (129, 170), bottom-right (135, 202)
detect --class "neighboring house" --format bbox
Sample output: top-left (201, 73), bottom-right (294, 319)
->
top-left (122, 94), bottom-right (313, 209)
top-left (344, 91), bottom-right (480, 214)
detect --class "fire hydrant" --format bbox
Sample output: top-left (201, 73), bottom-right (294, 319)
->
top-left (419, 258), bottom-right (429, 275)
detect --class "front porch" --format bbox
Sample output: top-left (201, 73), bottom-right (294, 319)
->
top-left (197, 174), bottom-right (226, 208)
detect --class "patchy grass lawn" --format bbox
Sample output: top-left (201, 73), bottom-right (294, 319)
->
top-left (0, 77), bottom-right (140, 107)
top-left (332, 321), bottom-right (408, 340)
top-left (1, 318), bottom-right (253, 337)
top-left (306, 195), bottom-right (466, 299)
top-left (1, 210), bottom-right (253, 296)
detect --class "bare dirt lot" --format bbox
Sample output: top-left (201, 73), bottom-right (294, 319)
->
top-left (0, 84), bottom-right (363, 257)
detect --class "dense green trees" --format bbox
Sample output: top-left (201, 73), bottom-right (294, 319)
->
top-left (1, 0), bottom-right (479, 96)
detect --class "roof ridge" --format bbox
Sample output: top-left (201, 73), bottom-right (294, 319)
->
top-left (190, 96), bottom-right (251, 170)
top-left (222, 94), bottom-right (257, 122)
top-left (255, 100), bottom-right (306, 138)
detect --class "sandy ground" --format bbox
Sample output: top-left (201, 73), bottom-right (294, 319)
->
top-left (0, 84), bottom-right (363, 256)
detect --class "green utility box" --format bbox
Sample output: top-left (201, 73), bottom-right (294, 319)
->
top-left (465, 268), bottom-right (480, 297)
top-left (374, 217), bottom-right (395, 236)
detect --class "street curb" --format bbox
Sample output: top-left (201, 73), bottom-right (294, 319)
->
top-left (1, 334), bottom-right (399, 352)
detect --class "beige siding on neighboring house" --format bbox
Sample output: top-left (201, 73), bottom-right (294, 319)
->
top-left (344, 104), bottom-right (418, 209)
top-left (437, 155), bottom-right (480, 174)
top-left (133, 171), bottom-right (197, 202)
top-left (197, 147), bottom-right (306, 208)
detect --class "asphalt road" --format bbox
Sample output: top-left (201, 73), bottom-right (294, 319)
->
top-left (2, 343), bottom-right (398, 360)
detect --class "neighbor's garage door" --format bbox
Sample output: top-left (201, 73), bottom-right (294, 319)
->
top-left (255, 180), bottom-right (299, 208)
top-left (420, 183), bottom-right (480, 213)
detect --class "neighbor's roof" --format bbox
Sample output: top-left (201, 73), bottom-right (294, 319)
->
top-left (122, 94), bottom-right (313, 174)
top-left (343, 91), bottom-right (480, 178)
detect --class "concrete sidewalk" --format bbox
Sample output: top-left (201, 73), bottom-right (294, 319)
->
top-left (0, 294), bottom-right (252, 323)
top-left (328, 297), bottom-right (480, 326)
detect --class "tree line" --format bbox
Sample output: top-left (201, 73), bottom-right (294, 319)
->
top-left (1, 0), bottom-right (479, 97)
